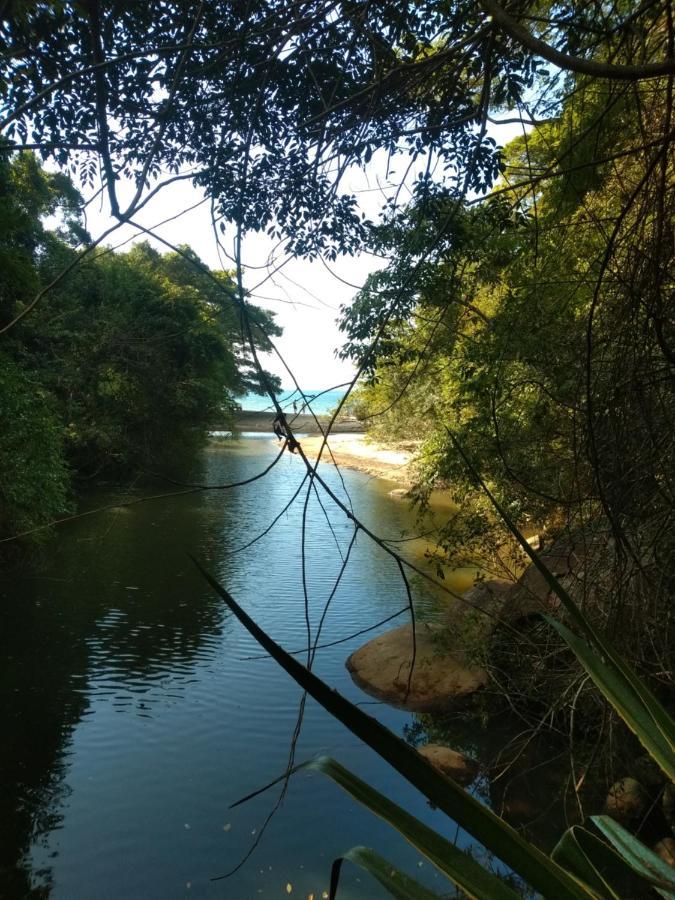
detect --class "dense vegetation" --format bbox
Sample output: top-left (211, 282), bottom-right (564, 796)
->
top-left (0, 152), bottom-right (280, 548)
top-left (339, 74), bottom-right (674, 745)
top-left (1, 0), bottom-right (674, 896)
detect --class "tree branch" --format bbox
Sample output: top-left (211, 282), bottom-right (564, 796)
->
top-left (481, 0), bottom-right (675, 80)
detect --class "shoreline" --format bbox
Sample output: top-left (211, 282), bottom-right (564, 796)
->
top-left (218, 410), bottom-right (417, 484)
top-left (298, 433), bottom-right (416, 485)
top-left (226, 409), bottom-right (364, 434)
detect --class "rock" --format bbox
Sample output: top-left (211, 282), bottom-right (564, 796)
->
top-left (458, 579), bottom-right (514, 642)
top-left (346, 622), bottom-right (487, 712)
top-left (605, 777), bottom-right (650, 825)
top-left (653, 837), bottom-right (675, 868)
top-left (462, 579), bottom-right (513, 607)
top-left (417, 744), bottom-right (478, 786)
top-left (388, 488), bottom-right (410, 499)
top-left (499, 531), bottom-right (613, 623)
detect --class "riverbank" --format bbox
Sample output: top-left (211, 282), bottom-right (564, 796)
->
top-left (300, 432), bottom-right (417, 484)
top-left (229, 409), bottom-right (364, 434)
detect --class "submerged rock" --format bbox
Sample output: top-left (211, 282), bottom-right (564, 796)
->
top-left (388, 487), bottom-right (410, 499)
top-left (605, 777), bottom-right (650, 825)
top-left (417, 744), bottom-right (479, 785)
top-left (346, 622), bottom-right (487, 712)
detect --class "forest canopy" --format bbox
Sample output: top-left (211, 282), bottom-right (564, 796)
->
top-left (0, 151), bottom-right (280, 546)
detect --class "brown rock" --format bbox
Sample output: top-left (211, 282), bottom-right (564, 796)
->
top-left (605, 777), bottom-right (650, 825)
top-left (458, 580), bottom-right (514, 642)
top-left (417, 744), bottom-right (479, 786)
top-left (499, 531), bottom-right (613, 623)
top-left (653, 837), bottom-right (675, 868)
top-left (462, 579), bottom-right (513, 617)
top-left (346, 622), bottom-right (487, 712)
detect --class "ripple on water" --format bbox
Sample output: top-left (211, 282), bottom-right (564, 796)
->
top-left (4, 438), bottom-right (475, 899)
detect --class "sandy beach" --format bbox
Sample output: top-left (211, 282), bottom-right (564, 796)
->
top-left (299, 432), bottom-right (416, 484)
top-left (224, 409), bottom-right (418, 483)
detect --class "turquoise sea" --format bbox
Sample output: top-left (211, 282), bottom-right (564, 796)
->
top-left (238, 387), bottom-right (349, 415)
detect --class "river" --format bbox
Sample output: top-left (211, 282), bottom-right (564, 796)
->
top-left (1, 434), bottom-right (516, 899)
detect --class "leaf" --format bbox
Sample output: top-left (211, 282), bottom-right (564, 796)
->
top-left (591, 816), bottom-right (675, 899)
top-left (552, 825), bottom-right (644, 899)
top-left (309, 756), bottom-right (520, 899)
top-left (193, 558), bottom-right (592, 900)
top-left (330, 847), bottom-right (442, 899)
top-left (545, 617), bottom-right (675, 782)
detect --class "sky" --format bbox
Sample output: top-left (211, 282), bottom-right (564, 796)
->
top-left (80, 168), bottom-right (383, 392)
top-left (77, 122), bottom-right (523, 393)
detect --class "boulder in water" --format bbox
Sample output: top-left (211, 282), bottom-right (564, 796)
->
top-left (605, 777), bottom-right (650, 825)
top-left (417, 744), bottom-right (479, 785)
top-left (346, 622), bottom-right (487, 712)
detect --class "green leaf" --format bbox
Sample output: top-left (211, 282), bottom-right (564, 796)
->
top-left (309, 756), bottom-right (520, 899)
top-left (330, 847), bottom-right (443, 899)
top-left (552, 825), bottom-right (645, 899)
top-left (545, 617), bottom-right (675, 782)
top-left (591, 816), bottom-right (675, 899)
top-left (194, 559), bottom-right (592, 900)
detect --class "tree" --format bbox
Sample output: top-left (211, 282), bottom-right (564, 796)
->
top-left (338, 66), bottom-right (674, 748)
top-left (1, 0), bottom-right (673, 880)
top-left (0, 154), bottom-right (281, 545)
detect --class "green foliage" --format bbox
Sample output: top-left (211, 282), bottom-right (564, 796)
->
top-left (0, 1), bottom-right (525, 256)
top-left (339, 71), bottom-right (674, 710)
top-left (0, 353), bottom-right (70, 541)
top-left (33, 240), bottom-right (246, 474)
top-left (0, 153), bottom-right (280, 547)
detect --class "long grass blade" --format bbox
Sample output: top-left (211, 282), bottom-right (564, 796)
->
top-left (311, 756), bottom-right (521, 899)
top-left (591, 816), bottom-right (675, 899)
top-left (552, 825), bottom-right (645, 898)
top-left (330, 847), bottom-right (443, 899)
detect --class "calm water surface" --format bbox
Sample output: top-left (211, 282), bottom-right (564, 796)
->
top-left (1, 435), bottom-right (492, 899)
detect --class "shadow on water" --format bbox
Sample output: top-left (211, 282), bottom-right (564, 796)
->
top-left (0, 453), bottom-right (233, 897)
top-left (0, 435), bottom-right (556, 898)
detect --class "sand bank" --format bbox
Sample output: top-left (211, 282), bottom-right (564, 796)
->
top-left (299, 432), bottom-right (416, 484)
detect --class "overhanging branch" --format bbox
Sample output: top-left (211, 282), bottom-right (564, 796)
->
top-left (481, 0), bottom-right (675, 80)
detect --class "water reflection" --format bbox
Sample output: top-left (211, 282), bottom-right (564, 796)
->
top-left (1, 455), bottom-right (236, 895)
top-left (0, 436), bottom-right (502, 898)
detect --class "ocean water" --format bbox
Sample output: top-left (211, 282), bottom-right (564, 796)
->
top-left (238, 387), bottom-right (349, 415)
